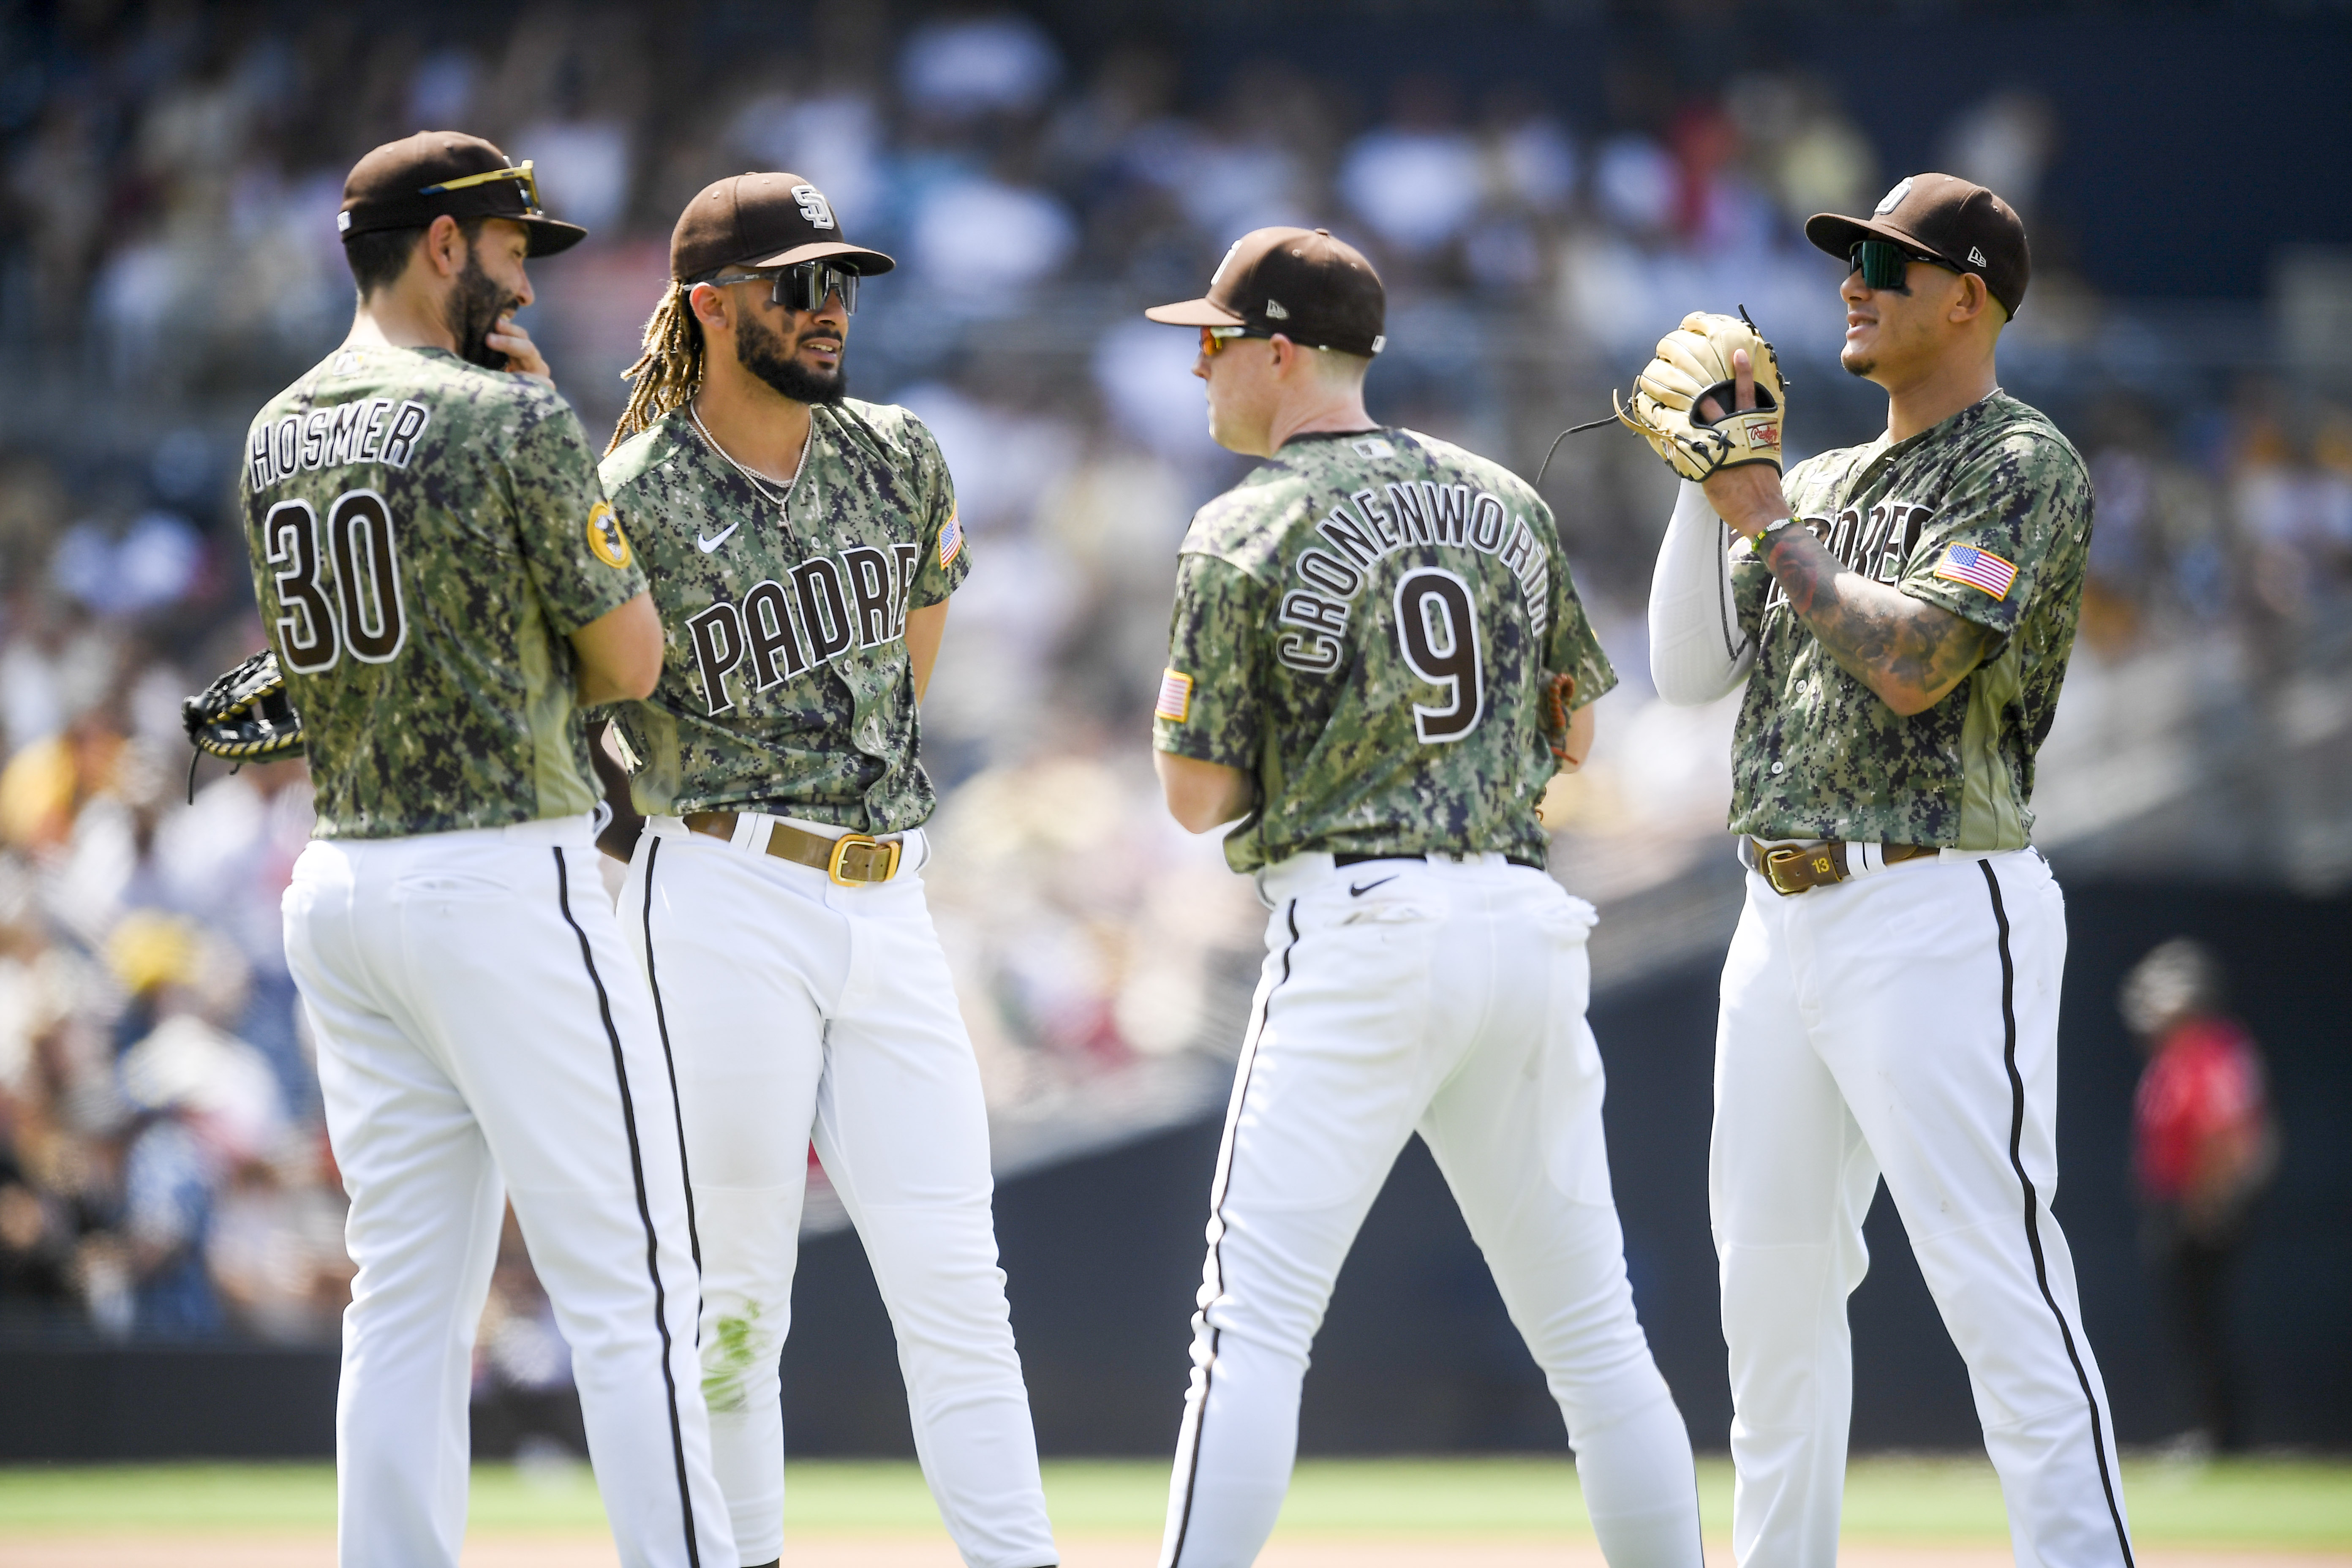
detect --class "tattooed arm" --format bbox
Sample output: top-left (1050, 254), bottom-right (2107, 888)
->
top-left (1698, 352), bottom-right (1999, 717)
top-left (1743, 526), bottom-right (2000, 715)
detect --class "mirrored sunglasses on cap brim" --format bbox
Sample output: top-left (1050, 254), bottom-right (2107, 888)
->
top-left (703, 261), bottom-right (862, 314)
top-left (1848, 239), bottom-right (1967, 291)
top-left (417, 160), bottom-right (544, 215)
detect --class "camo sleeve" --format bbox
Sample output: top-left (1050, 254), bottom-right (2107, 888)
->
top-left (1153, 553), bottom-right (1262, 770)
top-left (1542, 527), bottom-right (1620, 711)
top-left (1897, 432), bottom-right (2092, 637)
top-left (902, 416), bottom-right (970, 610)
top-left (508, 402), bottom-right (646, 635)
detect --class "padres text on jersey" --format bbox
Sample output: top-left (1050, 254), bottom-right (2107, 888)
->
top-left (1156, 428), bottom-right (1615, 873)
top-left (1728, 390), bottom-right (2092, 849)
top-left (599, 400), bottom-right (965, 832)
top-left (239, 344), bottom-right (645, 838)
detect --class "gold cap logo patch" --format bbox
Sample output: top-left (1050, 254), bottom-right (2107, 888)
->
top-left (587, 500), bottom-right (632, 569)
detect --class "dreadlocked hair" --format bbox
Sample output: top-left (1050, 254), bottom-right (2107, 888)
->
top-left (608, 281), bottom-right (705, 452)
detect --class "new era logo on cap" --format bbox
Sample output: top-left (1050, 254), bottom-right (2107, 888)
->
top-left (1969, 246), bottom-right (1988, 266)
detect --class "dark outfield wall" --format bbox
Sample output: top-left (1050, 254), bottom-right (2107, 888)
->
top-left (781, 875), bottom-right (2352, 1457)
top-left (0, 875), bottom-right (2342, 1459)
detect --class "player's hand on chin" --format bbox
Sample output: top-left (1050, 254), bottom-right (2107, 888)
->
top-left (1696, 348), bottom-right (1791, 540)
top-left (487, 313), bottom-right (552, 383)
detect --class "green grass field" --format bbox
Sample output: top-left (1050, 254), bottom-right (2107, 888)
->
top-left (0, 1456), bottom-right (2345, 1547)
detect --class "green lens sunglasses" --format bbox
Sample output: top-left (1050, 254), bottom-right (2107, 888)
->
top-left (1848, 239), bottom-right (1965, 292)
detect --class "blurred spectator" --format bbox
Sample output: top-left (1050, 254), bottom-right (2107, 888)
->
top-left (899, 12), bottom-right (1062, 123)
top-left (1339, 78), bottom-right (1484, 259)
top-left (472, 1205), bottom-right (588, 1459)
top-left (1726, 72), bottom-right (1877, 220)
top-left (2122, 938), bottom-right (2280, 1453)
top-left (206, 1137), bottom-right (351, 1344)
top-left (905, 175), bottom-right (1077, 303)
top-left (1941, 90), bottom-right (2058, 220)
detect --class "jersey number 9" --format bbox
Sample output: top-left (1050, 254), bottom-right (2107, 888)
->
top-left (1394, 567), bottom-right (1484, 744)
top-left (266, 490), bottom-right (409, 674)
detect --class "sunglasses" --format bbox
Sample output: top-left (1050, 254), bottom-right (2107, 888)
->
top-left (1848, 239), bottom-right (1966, 292)
top-left (705, 261), bottom-right (861, 315)
top-left (1200, 324), bottom-right (1273, 357)
top-left (417, 160), bottom-right (545, 214)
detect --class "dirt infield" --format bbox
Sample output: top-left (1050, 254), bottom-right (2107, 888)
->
top-left (3, 1536), bottom-right (2347, 1568)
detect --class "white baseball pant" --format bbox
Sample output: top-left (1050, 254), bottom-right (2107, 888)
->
top-left (1160, 852), bottom-right (1703, 1568)
top-left (282, 814), bottom-right (734, 1568)
top-left (621, 814), bottom-right (1056, 1568)
top-left (1713, 845), bottom-right (2135, 1568)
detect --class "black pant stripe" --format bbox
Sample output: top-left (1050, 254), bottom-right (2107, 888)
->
top-left (640, 838), bottom-right (706, 1339)
top-left (1168, 900), bottom-right (1299, 1568)
top-left (553, 847), bottom-right (700, 1568)
top-left (1980, 860), bottom-right (2134, 1568)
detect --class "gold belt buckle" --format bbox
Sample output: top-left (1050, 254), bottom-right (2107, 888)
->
top-left (827, 831), bottom-right (901, 886)
top-left (1762, 842), bottom-right (1843, 896)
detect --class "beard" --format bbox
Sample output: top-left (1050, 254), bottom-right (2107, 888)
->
top-left (451, 250), bottom-right (518, 370)
top-left (1840, 345), bottom-right (1876, 378)
top-left (738, 309), bottom-right (847, 404)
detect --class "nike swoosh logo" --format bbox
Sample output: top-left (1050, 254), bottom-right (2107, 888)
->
top-left (695, 521), bottom-right (742, 553)
top-left (1349, 875), bottom-right (1399, 897)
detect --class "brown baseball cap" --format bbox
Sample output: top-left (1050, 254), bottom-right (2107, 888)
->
top-left (1146, 227), bottom-right (1387, 357)
top-left (670, 173), bottom-right (895, 283)
top-left (1805, 173), bottom-right (2030, 318)
top-left (338, 131), bottom-right (586, 256)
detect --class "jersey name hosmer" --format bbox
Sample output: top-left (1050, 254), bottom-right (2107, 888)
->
top-left (683, 542), bottom-right (923, 714)
top-left (1277, 479), bottom-right (1554, 672)
top-left (238, 343), bottom-right (645, 839)
top-left (246, 391), bottom-right (434, 488)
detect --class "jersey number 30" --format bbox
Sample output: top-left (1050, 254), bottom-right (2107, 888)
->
top-left (265, 491), bottom-right (408, 674)
top-left (1394, 567), bottom-right (1484, 743)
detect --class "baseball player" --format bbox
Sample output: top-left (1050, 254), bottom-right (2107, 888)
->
top-left (1142, 228), bottom-right (1704, 1568)
top-left (246, 133), bottom-right (733, 1567)
top-left (593, 174), bottom-right (1056, 1568)
top-left (1637, 175), bottom-right (2129, 1565)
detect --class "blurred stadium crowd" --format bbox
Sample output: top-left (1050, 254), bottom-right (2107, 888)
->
top-left (2, 0), bottom-right (2350, 1375)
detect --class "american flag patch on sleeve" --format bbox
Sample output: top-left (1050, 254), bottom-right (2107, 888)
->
top-left (1155, 669), bottom-right (1193, 723)
top-left (938, 510), bottom-right (964, 569)
top-left (1931, 543), bottom-right (2019, 601)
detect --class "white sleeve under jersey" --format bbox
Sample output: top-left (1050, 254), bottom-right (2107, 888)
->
top-left (1646, 480), bottom-right (1756, 705)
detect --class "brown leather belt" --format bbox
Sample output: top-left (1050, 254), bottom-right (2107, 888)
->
top-left (683, 810), bottom-right (904, 885)
top-left (1753, 838), bottom-right (1937, 897)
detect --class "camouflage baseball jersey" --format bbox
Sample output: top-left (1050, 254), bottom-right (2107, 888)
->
top-left (598, 400), bottom-right (965, 832)
top-left (1154, 427), bottom-right (1615, 875)
top-left (239, 344), bottom-right (645, 838)
top-left (1727, 389), bottom-right (2092, 849)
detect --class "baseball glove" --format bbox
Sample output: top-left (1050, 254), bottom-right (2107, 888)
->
top-left (1540, 672), bottom-right (1578, 764)
top-left (183, 649), bottom-right (305, 766)
top-left (1614, 308), bottom-right (1787, 482)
